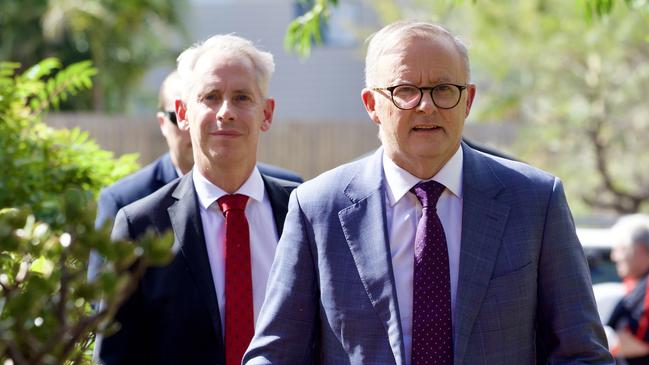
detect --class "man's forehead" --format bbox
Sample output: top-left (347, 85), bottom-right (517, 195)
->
top-left (380, 33), bottom-right (457, 58)
top-left (193, 49), bottom-right (255, 78)
top-left (375, 40), bottom-right (463, 83)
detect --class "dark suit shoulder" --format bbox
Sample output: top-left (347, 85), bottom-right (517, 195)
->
top-left (120, 177), bottom-right (181, 218)
top-left (100, 155), bottom-right (175, 208)
top-left (114, 177), bottom-right (184, 240)
top-left (262, 174), bottom-right (300, 192)
top-left (258, 163), bottom-right (303, 183)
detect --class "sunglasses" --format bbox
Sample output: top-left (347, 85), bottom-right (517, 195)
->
top-left (162, 110), bottom-right (177, 125)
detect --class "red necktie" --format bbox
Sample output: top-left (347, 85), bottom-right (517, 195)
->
top-left (217, 194), bottom-right (253, 365)
top-left (410, 181), bottom-right (453, 364)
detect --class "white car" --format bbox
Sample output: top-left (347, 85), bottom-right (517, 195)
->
top-left (577, 226), bottom-right (624, 323)
top-left (577, 227), bottom-right (620, 284)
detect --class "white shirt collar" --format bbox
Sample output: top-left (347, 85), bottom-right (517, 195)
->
top-left (173, 165), bottom-right (183, 179)
top-left (382, 145), bottom-right (464, 207)
top-left (192, 166), bottom-right (266, 210)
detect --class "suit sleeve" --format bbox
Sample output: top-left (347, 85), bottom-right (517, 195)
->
top-left (536, 178), bottom-right (614, 364)
top-left (95, 189), bottom-right (120, 230)
top-left (244, 190), bottom-right (319, 364)
top-left (89, 190), bottom-right (121, 282)
top-left (96, 208), bottom-right (148, 365)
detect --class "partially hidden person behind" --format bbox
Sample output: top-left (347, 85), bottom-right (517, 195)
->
top-left (95, 34), bottom-right (299, 365)
top-left (89, 69), bottom-right (302, 287)
top-left (608, 214), bottom-right (649, 364)
top-left (93, 71), bottom-right (302, 232)
top-left (244, 20), bottom-right (612, 364)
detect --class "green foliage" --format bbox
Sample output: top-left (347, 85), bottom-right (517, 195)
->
top-left (451, 0), bottom-right (649, 214)
top-left (0, 0), bottom-right (188, 111)
top-left (285, 0), bottom-right (338, 58)
top-left (284, 0), bottom-right (475, 57)
top-left (0, 58), bottom-right (139, 223)
top-left (299, 0), bottom-right (649, 215)
top-left (583, 0), bottom-right (637, 19)
top-left (0, 60), bottom-right (173, 364)
top-left (0, 194), bottom-right (174, 365)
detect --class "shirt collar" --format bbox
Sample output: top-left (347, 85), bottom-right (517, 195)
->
top-left (173, 165), bottom-right (183, 179)
top-left (192, 166), bottom-right (266, 210)
top-left (382, 145), bottom-right (464, 207)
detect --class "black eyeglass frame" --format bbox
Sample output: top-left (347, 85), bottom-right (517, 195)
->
top-left (161, 110), bottom-right (177, 125)
top-left (373, 83), bottom-right (468, 110)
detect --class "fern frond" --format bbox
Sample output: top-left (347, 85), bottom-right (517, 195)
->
top-left (24, 58), bottom-right (62, 81)
top-left (28, 61), bottom-right (97, 114)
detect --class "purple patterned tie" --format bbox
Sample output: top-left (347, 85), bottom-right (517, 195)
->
top-left (410, 180), bottom-right (453, 365)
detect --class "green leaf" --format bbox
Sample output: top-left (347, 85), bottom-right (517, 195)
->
top-left (23, 58), bottom-right (61, 81)
top-left (30, 257), bottom-right (54, 278)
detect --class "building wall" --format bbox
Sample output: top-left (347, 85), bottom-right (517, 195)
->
top-left (141, 0), bottom-right (374, 122)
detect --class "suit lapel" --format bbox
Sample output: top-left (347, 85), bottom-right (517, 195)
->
top-left (261, 175), bottom-right (292, 236)
top-left (167, 174), bottom-right (225, 359)
top-left (338, 149), bottom-right (406, 365)
top-left (453, 144), bottom-right (510, 364)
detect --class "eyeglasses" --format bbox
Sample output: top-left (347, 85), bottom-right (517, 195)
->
top-left (373, 83), bottom-right (467, 110)
top-left (162, 110), bottom-right (177, 125)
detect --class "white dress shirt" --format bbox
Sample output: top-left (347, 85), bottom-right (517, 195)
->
top-left (192, 167), bottom-right (279, 335)
top-left (382, 146), bottom-right (464, 365)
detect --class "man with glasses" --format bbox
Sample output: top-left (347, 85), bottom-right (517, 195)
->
top-left (245, 20), bottom-right (612, 364)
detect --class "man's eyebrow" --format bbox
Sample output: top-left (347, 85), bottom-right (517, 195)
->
top-left (232, 88), bottom-right (253, 93)
top-left (196, 84), bottom-right (219, 96)
top-left (433, 76), bottom-right (453, 83)
top-left (200, 82), bottom-right (218, 90)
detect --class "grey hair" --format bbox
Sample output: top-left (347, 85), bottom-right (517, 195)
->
top-left (364, 20), bottom-right (471, 88)
top-left (610, 214), bottom-right (649, 250)
top-left (176, 34), bottom-right (275, 100)
top-left (158, 70), bottom-right (182, 109)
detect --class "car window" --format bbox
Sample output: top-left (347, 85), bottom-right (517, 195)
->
top-left (577, 227), bottom-right (621, 284)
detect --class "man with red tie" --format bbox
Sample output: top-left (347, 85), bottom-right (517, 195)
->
top-left (97, 34), bottom-right (298, 365)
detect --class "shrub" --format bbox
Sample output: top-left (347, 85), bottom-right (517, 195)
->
top-left (0, 59), bottom-right (173, 365)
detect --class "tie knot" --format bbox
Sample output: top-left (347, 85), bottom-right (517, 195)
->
top-left (217, 194), bottom-right (249, 215)
top-left (410, 180), bottom-right (445, 208)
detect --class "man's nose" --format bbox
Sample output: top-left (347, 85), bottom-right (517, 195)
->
top-left (216, 100), bottom-right (234, 121)
top-left (416, 90), bottom-right (437, 114)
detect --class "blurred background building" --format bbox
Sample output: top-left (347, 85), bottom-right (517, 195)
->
top-left (43, 0), bottom-right (516, 180)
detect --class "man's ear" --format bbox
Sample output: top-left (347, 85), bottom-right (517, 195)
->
top-left (260, 98), bottom-right (275, 132)
top-left (156, 112), bottom-right (167, 136)
top-left (175, 99), bottom-right (189, 130)
top-left (361, 88), bottom-right (381, 126)
top-left (465, 84), bottom-right (477, 118)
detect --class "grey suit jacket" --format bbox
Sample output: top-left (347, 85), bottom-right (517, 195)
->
top-left (244, 143), bottom-right (613, 365)
top-left (98, 172), bottom-right (298, 365)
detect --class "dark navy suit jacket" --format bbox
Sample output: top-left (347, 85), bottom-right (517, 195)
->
top-left (94, 153), bottom-right (303, 230)
top-left (98, 172), bottom-right (298, 365)
top-left (90, 153), bottom-right (302, 280)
